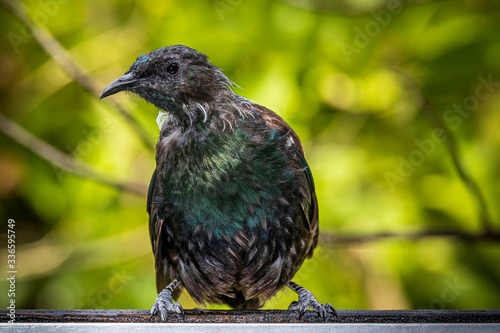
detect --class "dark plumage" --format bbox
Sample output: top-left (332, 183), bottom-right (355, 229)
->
top-left (100, 45), bottom-right (335, 320)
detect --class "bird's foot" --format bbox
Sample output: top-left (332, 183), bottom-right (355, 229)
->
top-left (287, 281), bottom-right (336, 321)
top-left (150, 278), bottom-right (184, 321)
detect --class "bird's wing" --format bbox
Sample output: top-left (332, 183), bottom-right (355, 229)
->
top-left (147, 168), bottom-right (158, 253)
top-left (253, 104), bottom-right (319, 257)
top-left (147, 169), bottom-right (173, 294)
top-left (292, 144), bottom-right (319, 257)
top-left (147, 169), bottom-right (157, 216)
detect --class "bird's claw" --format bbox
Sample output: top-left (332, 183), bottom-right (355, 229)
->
top-left (150, 289), bottom-right (184, 321)
top-left (288, 288), bottom-right (336, 321)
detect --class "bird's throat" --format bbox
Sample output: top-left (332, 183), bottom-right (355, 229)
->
top-left (156, 110), bottom-right (170, 130)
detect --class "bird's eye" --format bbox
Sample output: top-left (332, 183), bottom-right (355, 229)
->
top-left (167, 63), bottom-right (179, 74)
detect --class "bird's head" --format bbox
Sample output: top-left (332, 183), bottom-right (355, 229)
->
top-left (100, 45), bottom-right (233, 117)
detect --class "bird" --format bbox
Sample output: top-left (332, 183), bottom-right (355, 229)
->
top-left (100, 45), bottom-right (336, 321)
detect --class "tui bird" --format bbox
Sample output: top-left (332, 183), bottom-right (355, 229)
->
top-left (100, 45), bottom-right (335, 320)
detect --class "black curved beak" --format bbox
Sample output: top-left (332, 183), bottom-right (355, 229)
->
top-left (100, 73), bottom-right (139, 99)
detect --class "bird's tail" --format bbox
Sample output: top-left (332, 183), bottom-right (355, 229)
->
top-left (221, 290), bottom-right (261, 309)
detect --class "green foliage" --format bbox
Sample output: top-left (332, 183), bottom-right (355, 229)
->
top-left (1, 0), bottom-right (499, 311)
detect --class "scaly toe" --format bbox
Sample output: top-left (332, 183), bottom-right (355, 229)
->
top-left (311, 302), bottom-right (337, 320)
top-left (287, 283), bottom-right (337, 321)
top-left (287, 301), bottom-right (300, 311)
top-left (150, 293), bottom-right (184, 321)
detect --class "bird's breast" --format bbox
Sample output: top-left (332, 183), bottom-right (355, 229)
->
top-left (155, 125), bottom-right (303, 238)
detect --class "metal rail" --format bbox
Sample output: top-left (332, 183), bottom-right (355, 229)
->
top-left (1, 309), bottom-right (499, 332)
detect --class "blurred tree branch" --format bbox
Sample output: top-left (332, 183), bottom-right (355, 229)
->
top-left (277, 0), bottom-right (429, 15)
top-left (396, 70), bottom-right (497, 236)
top-left (420, 95), bottom-right (495, 234)
top-left (0, 113), bottom-right (148, 196)
top-left (0, 0), bottom-right (154, 152)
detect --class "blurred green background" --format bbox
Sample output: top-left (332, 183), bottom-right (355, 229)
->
top-left (1, 0), bottom-right (500, 311)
